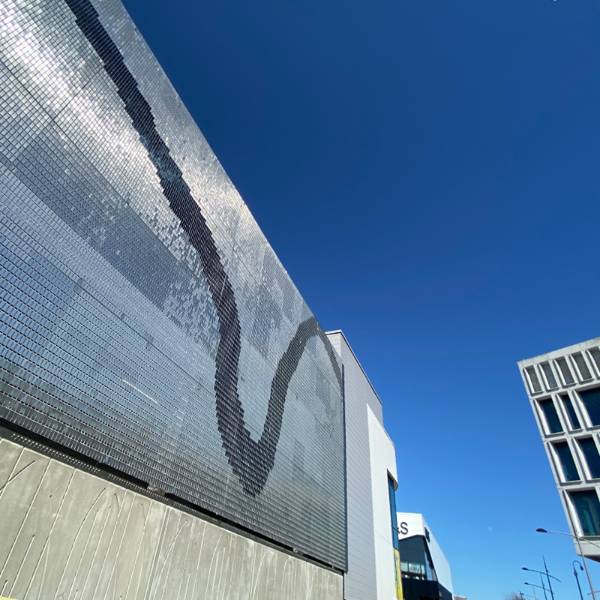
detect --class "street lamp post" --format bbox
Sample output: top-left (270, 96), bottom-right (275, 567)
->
top-left (522, 565), bottom-right (559, 600)
top-left (525, 581), bottom-right (549, 600)
top-left (524, 582), bottom-right (539, 600)
top-left (524, 569), bottom-right (548, 600)
top-left (573, 561), bottom-right (585, 600)
top-left (536, 528), bottom-right (597, 600)
top-left (544, 556), bottom-right (556, 600)
top-left (539, 573), bottom-right (549, 600)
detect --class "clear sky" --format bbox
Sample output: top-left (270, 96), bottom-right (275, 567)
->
top-left (124, 0), bottom-right (600, 597)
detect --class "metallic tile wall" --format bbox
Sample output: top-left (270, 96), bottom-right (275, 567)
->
top-left (0, 0), bottom-right (346, 570)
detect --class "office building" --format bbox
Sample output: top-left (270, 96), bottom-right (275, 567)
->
top-left (327, 331), bottom-right (402, 600)
top-left (396, 513), bottom-right (454, 600)
top-left (519, 337), bottom-right (600, 560)
top-left (0, 1), bottom-right (346, 597)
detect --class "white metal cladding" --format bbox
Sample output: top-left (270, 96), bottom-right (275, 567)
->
top-left (367, 406), bottom-right (398, 600)
top-left (0, 0), bottom-right (345, 569)
top-left (327, 331), bottom-right (397, 599)
top-left (518, 337), bottom-right (600, 558)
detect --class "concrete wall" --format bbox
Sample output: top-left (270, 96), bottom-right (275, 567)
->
top-left (0, 437), bottom-right (342, 600)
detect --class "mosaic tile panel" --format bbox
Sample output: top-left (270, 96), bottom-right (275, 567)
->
top-left (0, 0), bottom-right (346, 570)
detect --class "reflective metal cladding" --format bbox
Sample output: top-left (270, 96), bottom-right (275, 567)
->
top-left (0, 0), bottom-right (346, 569)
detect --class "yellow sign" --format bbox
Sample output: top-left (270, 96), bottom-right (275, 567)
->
top-left (393, 548), bottom-right (404, 600)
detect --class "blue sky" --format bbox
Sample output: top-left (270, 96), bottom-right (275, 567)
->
top-left (125, 0), bottom-right (600, 597)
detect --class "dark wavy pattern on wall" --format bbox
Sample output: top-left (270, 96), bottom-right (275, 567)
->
top-left (64, 0), bottom-right (341, 496)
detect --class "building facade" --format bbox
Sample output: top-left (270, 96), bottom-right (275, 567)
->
top-left (326, 331), bottom-right (401, 600)
top-left (0, 0), bottom-right (346, 597)
top-left (396, 513), bottom-right (454, 600)
top-left (519, 337), bottom-right (600, 560)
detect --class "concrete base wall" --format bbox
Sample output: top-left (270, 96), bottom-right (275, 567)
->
top-left (0, 437), bottom-right (342, 600)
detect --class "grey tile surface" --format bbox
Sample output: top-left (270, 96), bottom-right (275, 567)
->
top-left (0, 0), bottom-right (345, 569)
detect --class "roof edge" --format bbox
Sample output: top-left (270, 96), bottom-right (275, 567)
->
top-left (325, 329), bottom-right (383, 406)
top-left (517, 335), bottom-right (600, 366)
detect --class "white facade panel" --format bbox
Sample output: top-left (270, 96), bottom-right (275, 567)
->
top-left (328, 331), bottom-right (378, 600)
top-left (327, 331), bottom-right (398, 600)
top-left (397, 513), bottom-right (426, 540)
top-left (368, 406), bottom-right (399, 600)
top-left (427, 527), bottom-right (454, 594)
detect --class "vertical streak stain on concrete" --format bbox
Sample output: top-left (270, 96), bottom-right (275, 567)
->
top-left (0, 439), bottom-right (342, 600)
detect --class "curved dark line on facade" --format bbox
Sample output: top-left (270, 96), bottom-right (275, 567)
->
top-left (65, 0), bottom-right (341, 496)
top-left (225, 317), bottom-right (342, 495)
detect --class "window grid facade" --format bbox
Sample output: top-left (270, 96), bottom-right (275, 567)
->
top-left (519, 338), bottom-right (600, 557)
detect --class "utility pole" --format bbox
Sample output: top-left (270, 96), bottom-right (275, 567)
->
top-left (543, 556), bottom-right (555, 600)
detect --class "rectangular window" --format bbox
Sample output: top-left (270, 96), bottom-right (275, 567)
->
top-left (556, 357), bottom-right (575, 386)
top-left (579, 388), bottom-right (600, 426)
top-left (553, 442), bottom-right (579, 481)
top-left (539, 398), bottom-right (562, 434)
top-left (540, 362), bottom-right (558, 390)
top-left (388, 475), bottom-right (399, 545)
top-left (387, 474), bottom-right (403, 600)
top-left (570, 490), bottom-right (600, 536)
top-left (525, 366), bottom-right (542, 393)
top-left (579, 438), bottom-right (600, 479)
top-left (561, 394), bottom-right (581, 430)
top-left (589, 348), bottom-right (600, 374)
top-left (572, 352), bottom-right (593, 381)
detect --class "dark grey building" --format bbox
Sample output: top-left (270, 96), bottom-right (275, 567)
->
top-left (0, 0), bottom-right (345, 597)
top-left (397, 513), bottom-right (454, 600)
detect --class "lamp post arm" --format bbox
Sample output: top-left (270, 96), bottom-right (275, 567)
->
top-left (542, 529), bottom-right (600, 552)
top-left (524, 566), bottom-right (561, 583)
top-left (537, 528), bottom-right (596, 600)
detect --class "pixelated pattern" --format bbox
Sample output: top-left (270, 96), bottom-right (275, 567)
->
top-left (0, 0), bottom-right (346, 569)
